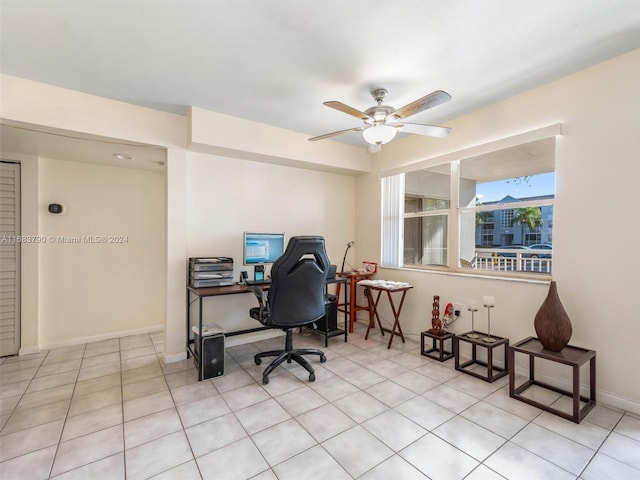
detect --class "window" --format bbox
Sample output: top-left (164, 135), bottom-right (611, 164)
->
top-left (381, 128), bottom-right (558, 277)
top-left (403, 168), bottom-right (450, 266)
top-left (501, 209), bottom-right (514, 229)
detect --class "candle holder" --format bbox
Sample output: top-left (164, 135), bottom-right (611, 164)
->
top-left (483, 304), bottom-right (496, 343)
top-left (466, 306), bottom-right (480, 338)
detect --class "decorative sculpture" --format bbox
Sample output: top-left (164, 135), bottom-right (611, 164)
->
top-left (534, 281), bottom-right (572, 351)
top-left (429, 295), bottom-right (446, 335)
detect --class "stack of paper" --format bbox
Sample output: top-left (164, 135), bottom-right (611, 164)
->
top-left (357, 279), bottom-right (413, 290)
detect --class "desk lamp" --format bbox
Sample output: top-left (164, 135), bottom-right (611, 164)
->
top-left (341, 241), bottom-right (354, 272)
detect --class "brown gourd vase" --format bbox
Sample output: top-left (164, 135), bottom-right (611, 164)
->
top-left (534, 281), bottom-right (572, 351)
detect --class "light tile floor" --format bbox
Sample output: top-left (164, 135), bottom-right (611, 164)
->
top-left (1, 325), bottom-right (639, 480)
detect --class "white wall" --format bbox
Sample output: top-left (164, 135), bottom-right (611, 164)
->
top-left (37, 158), bottom-right (166, 346)
top-left (185, 151), bottom-right (356, 335)
top-left (354, 49), bottom-right (640, 412)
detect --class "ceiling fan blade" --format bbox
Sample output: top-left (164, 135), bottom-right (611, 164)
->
top-left (391, 90), bottom-right (451, 119)
top-left (308, 126), bottom-right (364, 142)
top-left (323, 101), bottom-right (372, 121)
top-left (396, 122), bottom-right (452, 138)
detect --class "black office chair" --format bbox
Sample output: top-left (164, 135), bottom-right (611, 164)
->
top-left (248, 236), bottom-right (330, 385)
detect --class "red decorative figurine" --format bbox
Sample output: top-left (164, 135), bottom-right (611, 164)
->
top-left (429, 295), bottom-right (446, 336)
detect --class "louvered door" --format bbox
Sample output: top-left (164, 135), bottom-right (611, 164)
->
top-left (0, 161), bottom-right (20, 357)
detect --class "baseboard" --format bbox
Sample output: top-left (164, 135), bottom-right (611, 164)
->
top-left (37, 324), bottom-right (164, 351)
top-left (163, 351), bottom-right (187, 363)
top-left (596, 391), bottom-right (640, 416)
top-left (18, 345), bottom-right (42, 356)
top-left (163, 330), bottom-right (282, 364)
top-left (512, 364), bottom-right (640, 416)
top-left (224, 329), bottom-right (283, 348)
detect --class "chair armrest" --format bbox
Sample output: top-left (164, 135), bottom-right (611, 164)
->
top-left (247, 285), bottom-right (267, 301)
top-left (248, 285), bottom-right (269, 323)
top-left (248, 285), bottom-right (267, 308)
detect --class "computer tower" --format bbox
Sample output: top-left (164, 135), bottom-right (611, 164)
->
top-left (195, 333), bottom-right (225, 380)
top-left (315, 294), bottom-right (337, 332)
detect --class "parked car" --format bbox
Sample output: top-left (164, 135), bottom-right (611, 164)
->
top-left (496, 245), bottom-right (530, 257)
top-left (527, 243), bottom-right (553, 258)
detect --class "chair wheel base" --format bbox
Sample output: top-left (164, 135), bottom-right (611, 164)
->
top-left (253, 329), bottom-right (326, 385)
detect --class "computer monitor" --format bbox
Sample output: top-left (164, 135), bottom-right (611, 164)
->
top-left (243, 232), bottom-right (285, 265)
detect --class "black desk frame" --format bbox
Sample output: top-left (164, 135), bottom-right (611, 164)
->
top-left (186, 278), bottom-right (348, 380)
top-left (306, 277), bottom-right (349, 347)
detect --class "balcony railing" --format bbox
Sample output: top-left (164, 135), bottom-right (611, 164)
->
top-left (472, 248), bottom-right (552, 273)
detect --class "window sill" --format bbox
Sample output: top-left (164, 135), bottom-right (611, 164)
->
top-left (381, 265), bottom-right (551, 285)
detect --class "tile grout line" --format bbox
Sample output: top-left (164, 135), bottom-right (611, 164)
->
top-left (2, 329), bottom-right (639, 479)
top-left (46, 342), bottom-right (86, 479)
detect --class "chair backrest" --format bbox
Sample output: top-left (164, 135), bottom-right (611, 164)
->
top-left (267, 236), bottom-right (330, 328)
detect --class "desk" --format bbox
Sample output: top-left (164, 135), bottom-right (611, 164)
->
top-left (187, 278), bottom-right (348, 380)
top-left (509, 337), bottom-right (596, 423)
top-left (186, 283), bottom-right (268, 381)
top-left (335, 271), bottom-right (373, 333)
top-left (361, 282), bottom-right (412, 349)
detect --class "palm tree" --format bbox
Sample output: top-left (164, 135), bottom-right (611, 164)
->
top-left (511, 207), bottom-right (542, 245)
top-left (475, 197), bottom-right (492, 244)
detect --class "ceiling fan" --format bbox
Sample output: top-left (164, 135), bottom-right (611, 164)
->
top-left (309, 88), bottom-right (452, 147)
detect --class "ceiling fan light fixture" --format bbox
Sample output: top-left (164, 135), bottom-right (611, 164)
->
top-left (363, 124), bottom-right (396, 145)
top-left (311, 88), bottom-right (451, 144)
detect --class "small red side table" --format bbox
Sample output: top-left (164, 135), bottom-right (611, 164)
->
top-left (335, 271), bottom-right (373, 333)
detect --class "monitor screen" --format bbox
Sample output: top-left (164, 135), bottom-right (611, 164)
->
top-left (243, 232), bottom-right (285, 265)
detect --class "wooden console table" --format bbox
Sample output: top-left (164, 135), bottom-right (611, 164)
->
top-left (509, 337), bottom-right (596, 423)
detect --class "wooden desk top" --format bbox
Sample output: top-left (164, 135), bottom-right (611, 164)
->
top-left (188, 277), bottom-right (346, 298)
top-left (187, 283), bottom-right (265, 297)
top-left (337, 271), bottom-right (374, 280)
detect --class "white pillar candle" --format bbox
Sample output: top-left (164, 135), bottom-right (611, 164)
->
top-left (469, 300), bottom-right (479, 310)
top-left (483, 295), bottom-right (495, 307)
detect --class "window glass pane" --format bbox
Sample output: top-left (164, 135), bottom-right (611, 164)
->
top-left (404, 214), bottom-right (448, 266)
top-left (460, 208), bottom-right (553, 274)
top-left (459, 138), bottom-right (555, 208)
top-left (405, 167), bottom-right (450, 212)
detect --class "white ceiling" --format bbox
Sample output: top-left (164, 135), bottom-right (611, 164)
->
top-left (1, 0), bottom-right (639, 157)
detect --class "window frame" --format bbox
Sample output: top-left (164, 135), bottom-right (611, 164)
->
top-left (380, 124), bottom-right (561, 279)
